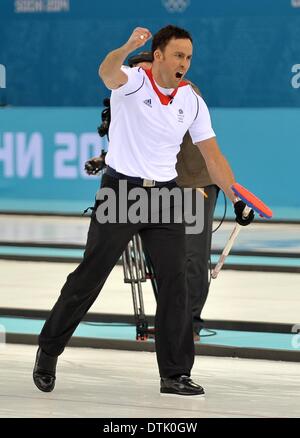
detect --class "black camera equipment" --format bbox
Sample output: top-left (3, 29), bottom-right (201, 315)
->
top-left (84, 151), bottom-right (107, 175)
top-left (97, 98), bottom-right (111, 139)
top-left (84, 98), bottom-right (111, 175)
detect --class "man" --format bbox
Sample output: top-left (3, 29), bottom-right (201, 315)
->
top-left (87, 51), bottom-right (218, 341)
top-left (33, 25), bottom-right (253, 397)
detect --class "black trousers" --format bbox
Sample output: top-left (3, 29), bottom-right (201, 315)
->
top-left (39, 174), bottom-right (195, 378)
top-left (185, 185), bottom-right (219, 335)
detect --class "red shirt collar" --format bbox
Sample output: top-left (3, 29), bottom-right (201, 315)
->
top-left (144, 68), bottom-right (188, 105)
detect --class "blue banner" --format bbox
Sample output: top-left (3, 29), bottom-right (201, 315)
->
top-left (0, 108), bottom-right (107, 202)
top-left (0, 107), bottom-right (299, 213)
top-left (0, 0), bottom-right (300, 107)
top-left (1, 0), bottom-right (300, 18)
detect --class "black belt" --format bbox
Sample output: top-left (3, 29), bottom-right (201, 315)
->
top-left (106, 166), bottom-right (176, 187)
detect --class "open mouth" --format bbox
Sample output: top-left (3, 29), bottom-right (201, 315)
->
top-left (175, 71), bottom-right (184, 79)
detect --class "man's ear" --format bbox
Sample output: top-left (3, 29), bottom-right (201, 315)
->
top-left (153, 49), bottom-right (162, 61)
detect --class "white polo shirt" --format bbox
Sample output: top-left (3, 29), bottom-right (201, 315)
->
top-left (105, 66), bottom-right (216, 181)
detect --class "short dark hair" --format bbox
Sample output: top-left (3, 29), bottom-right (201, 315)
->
top-left (151, 25), bottom-right (193, 54)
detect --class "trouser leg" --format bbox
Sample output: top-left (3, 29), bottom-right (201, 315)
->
top-left (39, 176), bottom-right (140, 356)
top-left (140, 222), bottom-right (194, 378)
top-left (39, 218), bottom-right (138, 356)
top-left (185, 185), bottom-right (219, 334)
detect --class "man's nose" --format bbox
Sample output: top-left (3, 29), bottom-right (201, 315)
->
top-left (180, 58), bottom-right (190, 70)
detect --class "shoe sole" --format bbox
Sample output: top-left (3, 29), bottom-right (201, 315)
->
top-left (160, 392), bottom-right (205, 399)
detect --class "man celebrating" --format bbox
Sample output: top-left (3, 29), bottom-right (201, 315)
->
top-left (86, 51), bottom-right (219, 341)
top-left (33, 25), bottom-right (253, 397)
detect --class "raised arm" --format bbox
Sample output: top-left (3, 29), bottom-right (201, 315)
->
top-left (98, 27), bottom-right (152, 90)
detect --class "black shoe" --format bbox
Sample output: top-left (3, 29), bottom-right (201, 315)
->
top-left (160, 375), bottom-right (205, 397)
top-left (33, 347), bottom-right (58, 392)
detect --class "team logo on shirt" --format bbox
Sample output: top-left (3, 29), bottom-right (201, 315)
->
top-left (143, 99), bottom-right (152, 108)
top-left (178, 108), bottom-right (184, 123)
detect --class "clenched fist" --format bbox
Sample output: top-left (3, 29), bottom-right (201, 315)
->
top-left (124, 27), bottom-right (152, 53)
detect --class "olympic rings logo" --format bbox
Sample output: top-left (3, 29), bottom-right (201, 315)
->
top-left (162, 0), bottom-right (191, 13)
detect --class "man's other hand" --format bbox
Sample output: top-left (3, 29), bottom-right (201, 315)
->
top-left (234, 200), bottom-right (255, 226)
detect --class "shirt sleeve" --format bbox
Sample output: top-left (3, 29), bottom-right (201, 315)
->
top-left (188, 93), bottom-right (216, 144)
top-left (109, 66), bottom-right (145, 96)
